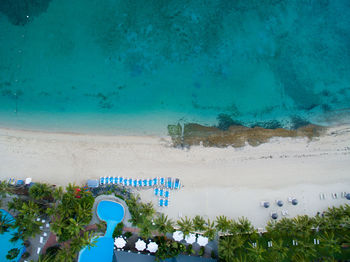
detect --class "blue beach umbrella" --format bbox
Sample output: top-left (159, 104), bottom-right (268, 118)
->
top-left (271, 213), bottom-right (278, 220)
top-left (264, 202), bottom-right (270, 208)
top-left (346, 193), bottom-right (350, 200)
top-left (292, 199), bottom-right (298, 205)
top-left (277, 200), bottom-right (283, 207)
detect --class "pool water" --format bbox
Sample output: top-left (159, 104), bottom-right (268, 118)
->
top-left (0, 209), bottom-right (25, 262)
top-left (79, 201), bottom-right (125, 262)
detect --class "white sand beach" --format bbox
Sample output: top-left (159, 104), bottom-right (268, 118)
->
top-left (0, 125), bottom-right (349, 227)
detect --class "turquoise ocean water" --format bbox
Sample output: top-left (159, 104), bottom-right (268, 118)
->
top-left (0, 0), bottom-right (350, 135)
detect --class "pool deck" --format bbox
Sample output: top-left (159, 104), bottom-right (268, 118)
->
top-left (90, 195), bottom-right (132, 228)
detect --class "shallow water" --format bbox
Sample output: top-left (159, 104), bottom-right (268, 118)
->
top-left (0, 0), bottom-right (349, 135)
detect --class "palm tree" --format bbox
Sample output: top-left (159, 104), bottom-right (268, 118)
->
top-left (219, 236), bottom-right (236, 261)
top-left (0, 213), bottom-right (13, 234)
top-left (292, 215), bottom-right (313, 239)
top-left (139, 218), bottom-right (154, 239)
top-left (203, 219), bottom-right (216, 241)
top-left (291, 238), bottom-right (317, 262)
top-left (267, 239), bottom-right (288, 261)
top-left (176, 217), bottom-right (193, 237)
top-left (154, 213), bottom-right (174, 235)
top-left (215, 215), bottom-right (230, 234)
top-left (28, 183), bottom-right (53, 200)
top-left (319, 231), bottom-right (341, 258)
top-left (192, 215), bottom-right (206, 232)
top-left (0, 181), bottom-right (12, 206)
top-left (236, 217), bottom-right (254, 234)
top-left (246, 241), bottom-right (266, 262)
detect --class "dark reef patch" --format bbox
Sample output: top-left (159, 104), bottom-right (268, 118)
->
top-left (168, 122), bottom-right (324, 148)
top-left (0, 0), bottom-right (52, 26)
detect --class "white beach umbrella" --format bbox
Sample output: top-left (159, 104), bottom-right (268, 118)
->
top-left (146, 242), bottom-right (158, 253)
top-left (135, 239), bottom-right (146, 251)
top-left (114, 237), bottom-right (126, 248)
top-left (197, 235), bottom-right (209, 246)
top-left (185, 233), bottom-right (196, 244)
top-left (173, 231), bottom-right (184, 241)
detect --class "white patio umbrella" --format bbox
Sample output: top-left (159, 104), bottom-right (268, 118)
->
top-left (135, 239), bottom-right (146, 251)
top-left (197, 235), bottom-right (209, 246)
top-left (146, 242), bottom-right (158, 253)
top-left (185, 233), bottom-right (196, 244)
top-left (114, 237), bottom-right (126, 248)
top-left (173, 231), bottom-right (184, 241)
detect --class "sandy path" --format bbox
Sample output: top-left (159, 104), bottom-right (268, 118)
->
top-left (0, 125), bottom-right (349, 227)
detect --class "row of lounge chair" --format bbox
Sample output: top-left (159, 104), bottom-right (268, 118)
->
top-left (3, 177), bottom-right (33, 186)
top-left (99, 176), bottom-right (180, 189)
top-left (154, 188), bottom-right (170, 198)
top-left (159, 198), bottom-right (169, 207)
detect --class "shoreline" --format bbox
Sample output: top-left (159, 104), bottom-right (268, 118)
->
top-left (0, 125), bottom-right (349, 227)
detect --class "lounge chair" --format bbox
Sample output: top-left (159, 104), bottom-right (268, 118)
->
top-left (153, 178), bottom-right (158, 186)
top-left (341, 192), bottom-right (347, 198)
top-left (167, 177), bottom-right (173, 189)
top-left (165, 191), bottom-right (169, 198)
top-left (159, 199), bottom-right (164, 207)
top-left (148, 179), bottom-right (153, 187)
top-left (43, 232), bottom-right (47, 237)
top-left (109, 176), bottom-right (113, 184)
top-left (143, 179), bottom-right (148, 187)
top-left (37, 247), bottom-right (41, 254)
top-left (160, 177), bottom-right (165, 186)
top-left (16, 180), bottom-right (24, 186)
top-left (287, 197), bottom-right (293, 203)
top-left (46, 223), bottom-right (50, 228)
top-left (159, 189), bottom-right (164, 197)
top-left (123, 178), bottom-right (128, 186)
top-left (174, 178), bottom-right (180, 189)
top-left (114, 177), bottom-right (118, 184)
top-left (281, 210), bottom-right (289, 216)
top-left (133, 179), bottom-right (138, 187)
top-left (332, 193), bottom-right (338, 199)
top-left (119, 177), bottom-right (123, 184)
top-left (164, 199), bottom-right (169, 207)
top-left (25, 177), bottom-right (32, 185)
top-left (154, 188), bottom-right (159, 196)
top-left (40, 237), bottom-right (43, 244)
top-left (138, 179), bottom-right (142, 187)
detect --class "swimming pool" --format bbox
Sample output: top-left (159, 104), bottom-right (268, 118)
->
top-left (0, 209), bottom-right (25, 262)
top-left (79, 200), bottom-right (125, 262)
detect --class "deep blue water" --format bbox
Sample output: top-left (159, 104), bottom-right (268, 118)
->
top-left (0, 0), bottom-right (350, 134)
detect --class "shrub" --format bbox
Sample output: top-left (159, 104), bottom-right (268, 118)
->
top-left (199, 246), bottom-right (205, 256)
top-left (186, 244), bottom-right (195, 255)
top-left (112, 222), bottom-right (124, 238)
top-left (21, 251), bottom-right (30, 259)
top-left (124, 231), bottom-right (132, 239)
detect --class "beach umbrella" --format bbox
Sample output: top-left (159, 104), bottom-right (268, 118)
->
top-left (197, 235), bottom-right (209, 246)
top-left (185, 233), bottom-right (196, 244)
top-left (276, 200), bottom-right (283, 207)
top-left (346, 193), bottom-right (350, 200)
top-left (173, 231), bottom-right (184, 241)
top-left (292, 199), bottom-right (298, 205)
top-left (135, 239), bottom-right (146, 251)
top-left (271, 213), bottom-right (278, 220)
top-left (146, 242), bottom-right (158, 253)
top-left (264, 202), bottom-right (270, 208)
top-left (114, 237), bottom-right (126, 248)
